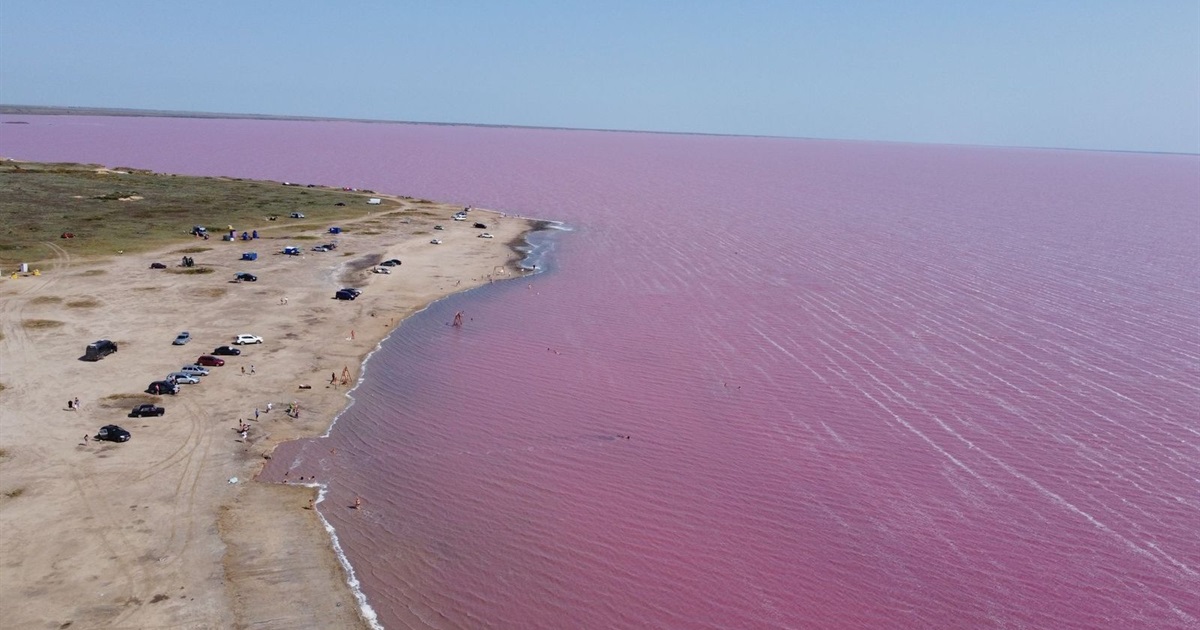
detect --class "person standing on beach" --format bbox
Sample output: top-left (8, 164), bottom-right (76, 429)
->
top-left (254, 408), bottom-right (260, 420)
top-left (250, 364), bottom-right (256, 375)
top-left (74, 397), bottom-right (80, 411)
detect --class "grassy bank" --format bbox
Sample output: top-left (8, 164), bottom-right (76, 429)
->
top-left (0, 160), bottom-right (431, 267)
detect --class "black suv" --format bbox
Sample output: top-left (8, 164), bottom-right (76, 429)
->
top-left (84, 339), bottom-right (118, 361)
top-left (130, 404), bottom-right (165, 417)
top-left (147, 380), bottom-right (179, 395)
top-left (335, 288), bottom-right (361, 301)
top-left (95, 425), bottom-right (131, 442)
top-left (212, 345), bottom-right (242, 356)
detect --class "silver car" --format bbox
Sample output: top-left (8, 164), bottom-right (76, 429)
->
top-left (179, 364), bottom-right (210, 377)
top-left (166, 372), bottom-right (200, 385)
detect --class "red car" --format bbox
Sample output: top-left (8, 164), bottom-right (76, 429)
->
top-left (196, 355), bottom-right (225, 367)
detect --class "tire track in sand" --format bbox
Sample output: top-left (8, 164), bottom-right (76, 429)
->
top-left (1, 242), bottom-right (71, 362)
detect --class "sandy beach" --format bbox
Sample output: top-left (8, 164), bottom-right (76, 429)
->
top-left (0, 191), bottom-right (539, 628)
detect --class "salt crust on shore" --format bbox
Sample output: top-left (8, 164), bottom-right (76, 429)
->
top-left (0, 195), bottom-right (538, 628)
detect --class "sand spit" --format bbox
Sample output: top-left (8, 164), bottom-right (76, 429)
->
top-left (0, 195), bottom-right (540, 628)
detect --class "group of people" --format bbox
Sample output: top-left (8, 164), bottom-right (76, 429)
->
top-left (66, 397), bottom-right (80, 411)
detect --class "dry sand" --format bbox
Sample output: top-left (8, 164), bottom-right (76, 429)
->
top-left (0, 198), bottom-right (540, 628)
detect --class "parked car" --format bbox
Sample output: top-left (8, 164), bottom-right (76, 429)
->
top-left (335, 289), bottom-right (358, 301)
top-left (179, 364), bottom-right (210, 377)
top-left (380, 259), bottom-right (402, 267)
top-left (433, 225), bottom-right (444, 230)
top-left (83, 339), bottom-right (118, 361)
top-left (234, 273), bottom-right (257, 282)
top-left (129, 404), bottom-right (165, 417)
top-left (173, 332), bottom-right (192, 345)
top-left (147, 380), bottom-right (179, 395)
top-left (430, 238), bottom-right (443, 245)
top-left (166, 372), bottom-right (200, 384)
top-left (473, 222), bottom-right (488, 229)
top-left (372, 267), bottom-right (391, 274)
top-left (478, 233), bottom-right (494, 239)
top-left (312, 245), bottom-right (331, 252)
top-left (290, 212), bottom-right (305, 219)
top-left (150, 262), bottom-right (167, 269)
top-left (95, 425), bottom-right (131, 442)
top-left (233, 334), bottom-right (263, 345)
top-left (196, 355), bottom-right (226, 366)
top-left (212, 345), bottom-right (241, 356)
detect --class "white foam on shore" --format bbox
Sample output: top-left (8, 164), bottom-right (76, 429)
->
top-left (307, 482), bottom-right (384, 630)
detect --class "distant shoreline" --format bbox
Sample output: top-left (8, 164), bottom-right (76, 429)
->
top-left (6, 105), bottom-right (1190, 156)
top-left (0, 104), bottom-right (799, 141)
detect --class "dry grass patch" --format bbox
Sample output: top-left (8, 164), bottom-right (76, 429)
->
top-left (29, 295), bottom-right (62, 305)
top-left (174, 246), bottom-right (212, 254)
top-left (66, 297), bottom-right (101, 308)
top-left (100, 392), bottom-right (161, 408)
top-left (196, 287), bottom-right (227, 299)
top-left (167, 266), bottom-right (215, 275)
top-left (3, 487), bottom-right (25, 499)
top-left (79, 269), bottom-right (107, 276)
top-left (22, 318), bottom-right (64, 329)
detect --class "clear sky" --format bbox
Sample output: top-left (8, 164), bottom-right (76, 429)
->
top-left (1, 1), bottom-right (1197, 153)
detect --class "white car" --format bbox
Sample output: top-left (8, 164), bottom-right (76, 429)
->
top-left (478, 232), bottom-right (494, 239)
top-left (234, 334), bottom-right (263, 345)
top-left (166, 372), bottom-right (200, 384)
top-left (373, 267), bottom-right (391, 274)
top-left (179, 365), bottom-right (210, 377)
top-left (430, 239), bottom-right (443, 245)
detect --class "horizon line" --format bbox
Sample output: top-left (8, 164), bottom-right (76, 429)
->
top-left (1, 104), bottom-right (1196, 157)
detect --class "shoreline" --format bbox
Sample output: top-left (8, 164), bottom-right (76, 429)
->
top-left (252, 220), bottom-right (560, 628)
top-left (0, 178), bottom-right (550, 628)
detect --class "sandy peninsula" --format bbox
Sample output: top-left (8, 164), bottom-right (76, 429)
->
top-left (0, 182), bottom-right (541, 628)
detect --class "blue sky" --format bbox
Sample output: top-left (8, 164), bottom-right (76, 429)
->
top-left (1, 1), bottom-right (1197, 153)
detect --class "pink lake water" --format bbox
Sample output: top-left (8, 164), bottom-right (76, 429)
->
top-left (3, 116), bottom-right (1199, 629)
